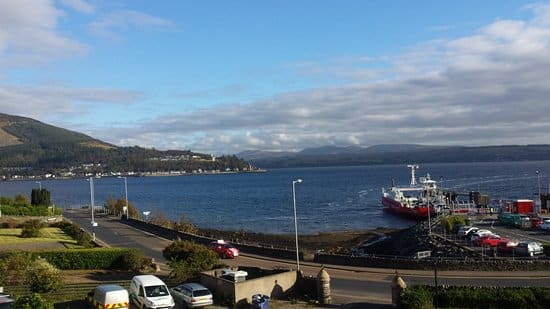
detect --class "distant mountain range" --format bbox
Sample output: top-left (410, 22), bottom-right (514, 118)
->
top-left (238, 144), bottom-right (550, 168)
top-left (0, 113), bottom-right (250, 177)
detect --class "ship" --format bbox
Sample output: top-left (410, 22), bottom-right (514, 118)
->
top-left (381, 165), bottom-right (478, 219)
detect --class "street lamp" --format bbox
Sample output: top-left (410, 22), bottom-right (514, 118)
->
top-left (292, 179), bottom-right (302, 271)
top-left (36, 181), bottom-right (42, 190)
top-left (536, 171), bottom-right (541, 213)
top-left (118, 176), bottom-right (128, 218)
top-left (88, 177), bottom-right (98, 241)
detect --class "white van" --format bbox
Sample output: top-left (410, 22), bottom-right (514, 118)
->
top-left (86, 284), bottom-right (129, 309)
top-left (130, 275), bottom-right (175, 309)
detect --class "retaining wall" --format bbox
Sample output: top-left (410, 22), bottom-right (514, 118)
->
top-left (124, 218), bottom-right (302, 260)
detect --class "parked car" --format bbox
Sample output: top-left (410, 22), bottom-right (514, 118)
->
top-left (496, 240), bottom-right (519, 254)
top-left (539, 219), bottom-right (550, 231)
top-left (475, 235), bottom-right (507, 247)
top-left (208, 240), bottom-right (240, 258)
top-left (129, 275), bottom-right (175, 309)
top-left (458, 226), bottom-right (478, 237)
top-left (86, 284), bottom-right (129, 309)
top-left (470, 229), bottom-right (493, 242)
top-left (170, 282), bottom-right (213, 308)
top-left (515, 241), bottom-right (544, 257)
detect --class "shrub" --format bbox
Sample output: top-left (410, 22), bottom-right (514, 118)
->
top-left (37, 248), bottom-right (143, 270)
top-left (118, 249), bottom-right (149, 272)
top-left (52, 220), bottom-right (94, 248)
top-left (398, 286), bottom-right (550, 309)
top-left (163, 240), bottom-right (218, 282)
top-left (0, 251), bottom-right (33, 286)
top-left (440, 216), bottom-right (467, 233)
top-left (20, 219), bottom-right (44, 238)
top-left (176, 214), bottom-right (198, 234)
top-left (398, 286), bottom-right (433, 309)
top-left (14, 293), bottom-right (53, 309)
top-left (25, 258), bottom-right (64, 293)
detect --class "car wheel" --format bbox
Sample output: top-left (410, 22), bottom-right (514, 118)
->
top-left (222, 253), bottom-right (227, 259)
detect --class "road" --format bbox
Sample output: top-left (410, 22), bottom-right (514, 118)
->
top-left (63, 209), bottom-right (550, 306)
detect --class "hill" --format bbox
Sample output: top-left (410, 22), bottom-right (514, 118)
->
top-left (0, 113), bottom-right (251, 177)
top-left (238, 144), bottom-right (550, 168)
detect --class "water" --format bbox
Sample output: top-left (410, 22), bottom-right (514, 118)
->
top-left (1, 161), bottom-right (549, 234)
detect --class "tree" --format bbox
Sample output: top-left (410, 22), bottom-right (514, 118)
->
top-left (105, 195), bottom-right (138, 218)
top-left (31, 188), bottom-right (51, 206)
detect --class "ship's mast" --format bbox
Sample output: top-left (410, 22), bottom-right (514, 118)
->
top-left (407, 164), bottom-right (419, 187)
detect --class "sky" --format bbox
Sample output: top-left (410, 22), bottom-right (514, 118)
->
top-left (1, 0), bottom-right (550, 155)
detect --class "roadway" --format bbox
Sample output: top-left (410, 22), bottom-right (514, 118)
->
top-left (63, 209), bottom-right (550, 306)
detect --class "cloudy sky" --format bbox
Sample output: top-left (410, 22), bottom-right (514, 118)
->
top-left (1, 0), bottom-right (550, 154)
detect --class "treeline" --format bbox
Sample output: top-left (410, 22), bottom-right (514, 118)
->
top-left (0, 141), bottom-right (250, 176)
top-left (0, 189), bottom-right (60, 217)
top-left (0, 113), bottom-right (251, 176)
top-left (251, 144), bottom-right (550, 168)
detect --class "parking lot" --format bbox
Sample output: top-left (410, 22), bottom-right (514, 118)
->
top-left (437, 215), bottom-right (550, 258)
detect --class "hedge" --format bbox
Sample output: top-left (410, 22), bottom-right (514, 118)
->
top-left (29, 248), bottom-right (141, 270)
top-left (398, 285), bottom-right (550, 308)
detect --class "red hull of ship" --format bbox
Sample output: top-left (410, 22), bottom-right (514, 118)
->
top-left (381, 196), bottom-right (435, 220)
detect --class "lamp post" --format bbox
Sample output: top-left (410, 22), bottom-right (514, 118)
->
top-left (292, 179), bottom-right (302, 271)
top-left (89, 177), bottom-right (97, 241)
top-left (536, 171), bottom-right (541, 213)
top-left (118, 176), bottom-right (128, 218)
top-left (36, 181), bottom-right (42, 190)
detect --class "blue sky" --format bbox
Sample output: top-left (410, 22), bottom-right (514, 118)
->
top-left (2, 0), bottom-right (550, 154)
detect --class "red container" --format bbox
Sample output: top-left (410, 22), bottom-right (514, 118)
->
top-left (514, 199), bottom-right (534, 214)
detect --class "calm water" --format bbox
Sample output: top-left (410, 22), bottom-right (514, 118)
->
top-left (1, 161), bottom-right (549, 234)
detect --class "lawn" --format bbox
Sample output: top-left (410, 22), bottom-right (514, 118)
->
top-left (0, 227), bottom-right (79, 248)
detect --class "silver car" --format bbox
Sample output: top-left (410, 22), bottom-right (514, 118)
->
top-left (516, 241), bottom-right (544, 257)
top-left (170, 283), bottom-right (213, 308)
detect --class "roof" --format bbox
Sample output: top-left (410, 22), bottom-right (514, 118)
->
top-left (179, 283), bottom-right (209, 291)
top-left (132, 275), bottom-right (166, 285)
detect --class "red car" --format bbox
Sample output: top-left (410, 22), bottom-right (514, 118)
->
top-left (208, 240), bottom-right (240, 259)
top-left (496, 240), bottom-right (519, 254)
top-left (477, 235), bottom-right (508, 247)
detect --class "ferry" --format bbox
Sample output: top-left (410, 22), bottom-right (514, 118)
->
top-left (381, 165), bottom-right (478, 219)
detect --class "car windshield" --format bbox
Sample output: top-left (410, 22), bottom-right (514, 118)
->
top-left (145, 285), bottom-right (169, 297)
top-left (193, 289), bottom-right (211, 297)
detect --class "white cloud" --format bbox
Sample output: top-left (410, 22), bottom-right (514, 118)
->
top-left (92, 4), bottom-right (550, 154)
top-left (58, 0), bottom-right (95, 14)
top-left (0, 85), bottom-right (143, 121)
top-left (88, 10), bottom-right (175, 39)
top-left (0, 0), bottom-right (87, 66)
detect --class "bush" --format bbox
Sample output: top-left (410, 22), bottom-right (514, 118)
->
top-left (118, 249), bottom-right (149, 272)
top-left (163, 240), bottom-right (218, 282)
top-left (20, 219), bottom-right (44, 238)
top-left (0, 251), bottom-right (33, 286)
top-left (25, 258), bottom-right (63, 293)
top-left (440, 216), bottom-right (467, 233)
top-left (37, 248), bottom-right (143, 270)
top-left (14, 293), bottom-right (53, 309)
top-left (0, 253), bottom-right (62, 293)
top-left (397, 286), bottom-right (550, 309)
top-left (398, 286), bottom-right (433, 309)
top-left (51, 220), bottom-right (94, 247)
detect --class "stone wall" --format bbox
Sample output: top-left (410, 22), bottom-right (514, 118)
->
top-left (200, 268), bottom-right (297, 305)
top-left (313, 252), bottom-right (550, 271)
top-left (124, 218), bottom-right (302, 260)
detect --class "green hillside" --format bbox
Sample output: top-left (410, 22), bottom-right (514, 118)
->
top-left (0, 113), bottom-right (250, 177)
